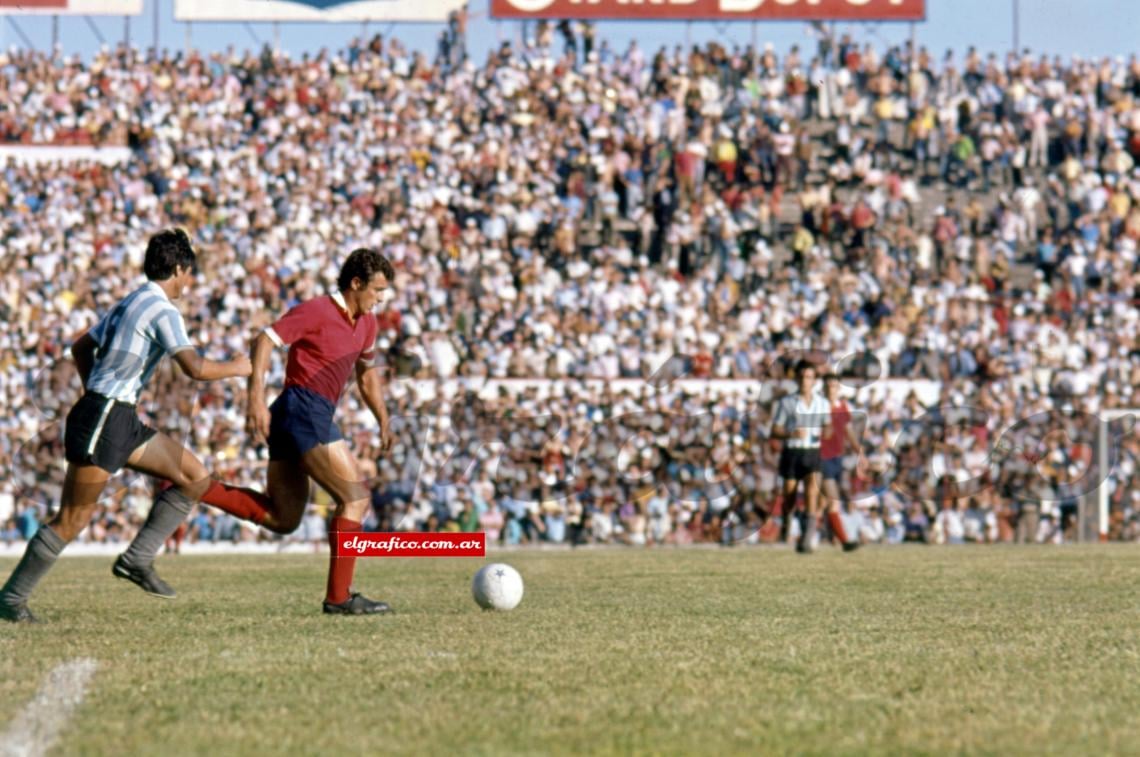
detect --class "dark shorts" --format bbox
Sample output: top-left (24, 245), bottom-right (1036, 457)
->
top-left (778, 448), bottom-right (821, 481)
top-left (821, 456), bottom-right (844, 481)
top-left (64, 392), bottom-right (157, 474)
top-left (268, 385), bottom-right (342, 462)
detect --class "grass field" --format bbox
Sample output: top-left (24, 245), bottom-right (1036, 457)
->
top-left (2, 545), bottom-right (1139, 755)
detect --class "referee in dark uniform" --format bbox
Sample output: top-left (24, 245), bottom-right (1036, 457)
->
top-left (771, 360), bottom-right (831, 554)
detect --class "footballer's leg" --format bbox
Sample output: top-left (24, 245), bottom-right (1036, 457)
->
top-left (0, 464), bottom-right (111, 622)
top-left (825, 498), bottom-right (859, 553)
top-left (779, 477), bottom-right (800, 546)
top-left (119, 434), bottom-right (302, 598)
top-left (264, 460), bottom-right (311, 534)
top-left (199, 478), bottom-right (283, 532)
top-left (777, 447), bottom-right (803, 546)
top-left (820, 472), bottom-right (842, 514)
top-left (112, 432), bottom-right (213, 598)
top-left (820, 461), bottom-right (857, 551)
top-left (301, 440), bottom-right (391, 616)
top-left (801, 470), bottom-right (822, 554)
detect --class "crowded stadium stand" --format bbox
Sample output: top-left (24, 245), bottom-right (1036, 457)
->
top-left (2, 31), bottom-right (1140, 549)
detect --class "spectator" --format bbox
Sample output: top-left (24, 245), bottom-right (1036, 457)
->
top-left (1, 34), bottom-right (1138, 550)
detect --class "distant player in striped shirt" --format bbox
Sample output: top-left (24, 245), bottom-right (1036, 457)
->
top-left (0, 229), bottom-right (251, 623)
top-left (771, 360), bottom-right (831, 554)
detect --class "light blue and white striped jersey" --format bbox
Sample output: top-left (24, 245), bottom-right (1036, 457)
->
top-left (85, 281), bottom-right (193, 404)
top-left (773, 392), bottom-right (831, 450)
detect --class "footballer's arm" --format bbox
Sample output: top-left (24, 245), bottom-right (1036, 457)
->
top-left (845, 411), bottom-right (869, 472)
top-left (355, 358), bottom-right (393, 452)
top-left (245, 331), bottom-right (276, 442)
top-left (73, 328), bottom-right (247, 384)
top-left (71, 331), bottom-right (98, 386)
top-left (845, 419), bottom-right (863, 452)
top-left (172, 347), bottom-right (252, 381)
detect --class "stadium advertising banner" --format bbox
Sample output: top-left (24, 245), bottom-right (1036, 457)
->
top-left (0, 0), bottom-right (141, 15)
top-left (491, 0), bottom-right (923, 20)
top-left (174, 0), bottom-right (466, 22)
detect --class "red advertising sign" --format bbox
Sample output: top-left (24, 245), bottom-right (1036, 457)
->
top-left (0, 0), bottom-right (67, 6)
top-left (491, 0), bottom-right (923, 20)
top-left (0, 0), bottom-right (141, 14)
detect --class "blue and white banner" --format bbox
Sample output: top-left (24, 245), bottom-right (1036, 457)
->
top-left (174, 0), bottom-right (465, 22)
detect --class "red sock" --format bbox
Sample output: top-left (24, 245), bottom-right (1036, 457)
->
top-left (827, 510), bottom-right (850, 544)
top-left (201, 480), bottom-right (273, 526)
top-left (327, 517), bottom-right (361, 605)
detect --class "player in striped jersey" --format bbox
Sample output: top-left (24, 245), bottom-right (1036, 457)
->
top-left (0, 229), bottom-right (251, 623)
top-left (771, 360), bottom-right (832, 553)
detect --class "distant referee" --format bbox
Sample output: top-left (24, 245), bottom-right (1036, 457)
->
top-left (771, 360), bottom-right (831, 553)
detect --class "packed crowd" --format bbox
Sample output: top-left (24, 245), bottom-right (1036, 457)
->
top-left (3, 29), bottom-right (1140, 547)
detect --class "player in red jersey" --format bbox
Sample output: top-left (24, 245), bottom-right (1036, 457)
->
top-left (119, 249), bottom-right (396, 615)
top-left (245, 248), bottom-right (396, 614)
top-left (819, 373), bottom-right (867, 551)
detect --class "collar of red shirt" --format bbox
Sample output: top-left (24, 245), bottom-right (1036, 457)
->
top-left (331, 290), bottom-right (355, 324)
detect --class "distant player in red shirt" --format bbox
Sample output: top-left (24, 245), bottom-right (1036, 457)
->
top-left (118, 249), bottom-right (397, 615)
top-left (819, 374), bottom-right (867, 551)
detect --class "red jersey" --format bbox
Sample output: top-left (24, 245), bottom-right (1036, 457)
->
top-left (691, 351), bottom-right (713, 378)
top-left (265, 292), bottom-right (378, 405)
top-left (820, 399), bottom-right (850, 461)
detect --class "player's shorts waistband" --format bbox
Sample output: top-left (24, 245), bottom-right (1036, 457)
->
top-left (81, 390), bottom-right (137, 410)
top-left (275, 384), bottom-right (337, 412)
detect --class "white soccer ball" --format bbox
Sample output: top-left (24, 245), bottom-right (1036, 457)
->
top-left (471, 563), bottom-right (524, 611)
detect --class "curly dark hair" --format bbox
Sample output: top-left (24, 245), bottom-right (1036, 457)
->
top-left (143, 227), bottom-right (197, 281)
top-left (337, 248), bottom-right (395, 291)
top-left (794, 359), bottom-right (818, 379)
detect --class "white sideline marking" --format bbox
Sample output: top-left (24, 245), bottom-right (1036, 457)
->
top-left (1, 658), bottom-right (99, 757)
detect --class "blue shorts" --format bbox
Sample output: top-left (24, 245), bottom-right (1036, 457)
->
top-left (268, 386), bottom-right (342, 462)
top-left (821, 457), bottom-right (844, 481)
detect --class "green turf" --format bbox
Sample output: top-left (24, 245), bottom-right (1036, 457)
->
top-left (1, 546), bottom-right (1139, 756)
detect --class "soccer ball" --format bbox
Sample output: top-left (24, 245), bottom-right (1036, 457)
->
top-left (471, 563), bottom-right (524, 611)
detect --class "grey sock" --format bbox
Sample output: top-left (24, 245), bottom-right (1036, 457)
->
top-left (1, 525), bottom-right (66, 606)
top-left (119, 488), bottom-right (196, 569)
top-left (797, 512), bottom-right (814, 546)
